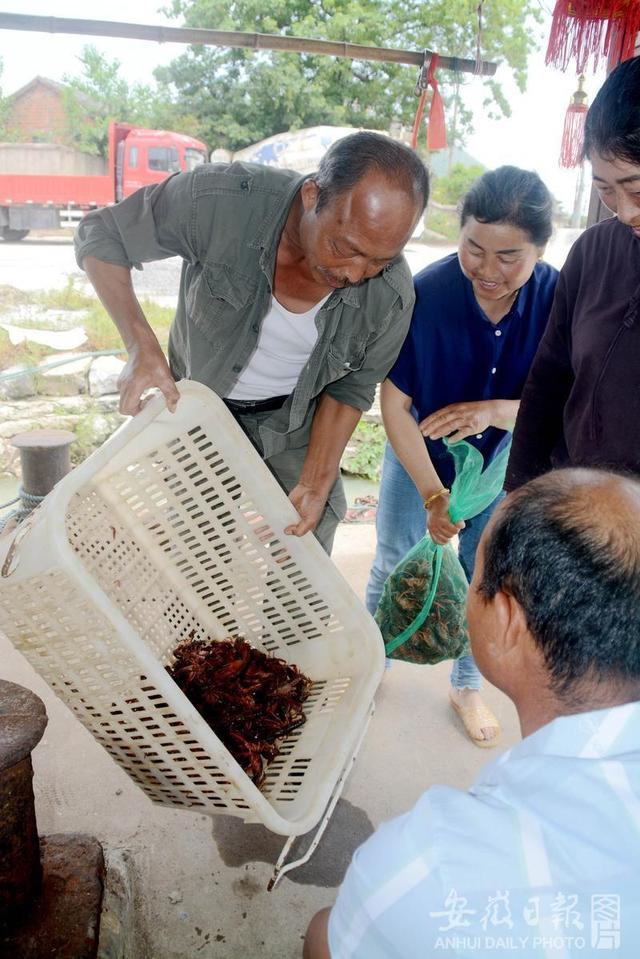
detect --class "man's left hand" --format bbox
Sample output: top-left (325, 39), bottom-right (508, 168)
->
top-left (419, 400), bottom-right (497, 443)
top-left (285, 483), bottom-right (328, 537)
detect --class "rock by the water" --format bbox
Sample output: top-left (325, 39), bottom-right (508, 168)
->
top-left (88, 355), bottom-right (125, 397)
top-left (37, 353), bottom-right (92, 396)
top-left (0, 364), bottom-right (37, 401)
top-left (0, 394), bottom-right (123, 473)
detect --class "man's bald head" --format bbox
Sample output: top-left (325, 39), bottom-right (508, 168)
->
top-left (313, 131), bottom-right (429, 215)
top-left (477, 469), bottom-right (640, 702)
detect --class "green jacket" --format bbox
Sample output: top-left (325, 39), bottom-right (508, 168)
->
top-left (75, 161), bottom-right (415, 457)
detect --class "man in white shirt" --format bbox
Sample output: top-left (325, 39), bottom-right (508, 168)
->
top-left (76, 133), bottom-right (428, 553)
top-left (305, 467), bottom-right (640, 958)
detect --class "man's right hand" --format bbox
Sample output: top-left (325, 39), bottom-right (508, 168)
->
top-left (426, 494), bottom-right (464, 545)
top-left (117, 341), bottom-right (180, 416)
top-left (81, 257), bottom-right (180, 417)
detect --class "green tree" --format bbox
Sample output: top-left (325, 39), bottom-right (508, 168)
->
top-left (63, 46), bottom-right (194, 156)
top-left (0, 58), bottom-right (12, 141)
top-left (431, 162), bottom-right (486, 206)
top-left (155, 0), bottom-right (542, 152)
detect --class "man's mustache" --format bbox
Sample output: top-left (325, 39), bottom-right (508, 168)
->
top-left (321, 269), bottom-right (366, 288)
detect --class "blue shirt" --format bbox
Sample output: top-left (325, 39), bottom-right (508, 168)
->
top-left (328, 702), bottom-right (640, 958)
top-left (389, 254), bottom-right (558, 487)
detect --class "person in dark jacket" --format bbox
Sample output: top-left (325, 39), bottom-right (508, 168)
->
top-left (506, 55), bottom-right (640, 490)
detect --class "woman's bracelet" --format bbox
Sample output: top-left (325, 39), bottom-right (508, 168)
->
top-left (423, 487), bottom-right (450, 510)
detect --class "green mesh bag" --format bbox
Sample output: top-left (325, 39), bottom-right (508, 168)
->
top-left (374, 439), bottom-right (510, 665)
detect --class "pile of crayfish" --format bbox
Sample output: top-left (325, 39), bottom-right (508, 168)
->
top-left (167, 635), bottom-right (313, 788)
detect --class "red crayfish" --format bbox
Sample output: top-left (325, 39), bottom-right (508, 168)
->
top-left (167, 635), bottom-right (313, 789)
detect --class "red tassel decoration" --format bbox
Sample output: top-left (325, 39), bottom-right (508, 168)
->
top-left (426, 55), bottom-right (447, 151)
top-left (560, 76), bottom-right (589, 167)
top-left (546, 0), bottom-right (640, 73)
top-left (410, 52), bottom-right (447, 152)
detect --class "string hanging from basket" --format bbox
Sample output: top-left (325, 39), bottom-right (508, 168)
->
top-left (560, 75), bottom-right (589, 167)
top-left (545, 0), bottom-right (640, 73)
top-left (410, 52), bottom-right (447, 152)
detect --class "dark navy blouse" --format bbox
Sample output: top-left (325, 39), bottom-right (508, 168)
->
top-left (388, 252), bottom-right (559, 488)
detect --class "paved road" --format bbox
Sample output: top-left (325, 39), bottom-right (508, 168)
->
top-left (0, 234), bottom-right (455, 303)
top-left (0, 234), bottom-right (183, 304)
top-left (0, 227), bottom-right (579, 303)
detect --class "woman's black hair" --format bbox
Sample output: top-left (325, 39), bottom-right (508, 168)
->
top-left (583, 55), bottom-right (640, 165)
top-left (460, 165), bottom-right (553, 246)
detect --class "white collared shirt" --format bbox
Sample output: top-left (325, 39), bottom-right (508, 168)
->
top-left (329, 702), bottom-right (640, 958)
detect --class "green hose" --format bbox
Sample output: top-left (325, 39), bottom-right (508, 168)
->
top-left (0, 348), bottom-right (126, 383)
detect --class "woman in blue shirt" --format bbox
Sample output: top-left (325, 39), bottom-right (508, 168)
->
top-left (366, 166), bottom-right (558, 746)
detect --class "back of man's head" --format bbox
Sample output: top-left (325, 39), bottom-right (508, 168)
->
top-left (314, 131), bottom-right (429, 214)
top-left (478, 469), bottom-right (640, 704)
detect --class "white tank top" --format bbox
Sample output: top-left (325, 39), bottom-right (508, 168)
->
top-left (227, 294), bottom-right (329, 401)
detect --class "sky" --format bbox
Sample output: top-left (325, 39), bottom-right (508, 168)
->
top-left (0, 0), bottom-right (606, 213)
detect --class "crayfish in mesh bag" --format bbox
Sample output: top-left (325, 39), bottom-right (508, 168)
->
top-left (376, 439), bottom-right (510, 665)
top-left (167, 635), bottom-right (313, 788)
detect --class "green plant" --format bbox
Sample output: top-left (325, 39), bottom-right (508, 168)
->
top-left (342, 420), bottom-right (386, 481)
top-left (157, 0), bottom-right (542, 153)
top-left (0, 328), bottom-right (49, 372)
top-left (0, 280), bottom-right (175, 358)
top-left (34, 276), bottom-right (95, 312)
top-left (431, 163), bottom-right (486, 207)
top-left (424, 207), bottom-right (459, 244)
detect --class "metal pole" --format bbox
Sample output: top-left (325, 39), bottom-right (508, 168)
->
top-left (0, 13), bottom-right (498, 76)
top-left (0, 680), bottom-right (48, 923)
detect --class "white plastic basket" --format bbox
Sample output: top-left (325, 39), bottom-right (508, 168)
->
top-left (0, 381), bottom-right (383, 838)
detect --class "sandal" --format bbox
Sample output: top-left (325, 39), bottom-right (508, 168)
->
top-left (450, 694), bottom-right (501, 749)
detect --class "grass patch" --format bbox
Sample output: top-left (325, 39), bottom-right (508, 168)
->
top-left (423, 206), bottom-right (459, 244)
top-left (80, 298), bottom-right (174, 352)
top-left (33, 277), bottom-right (95, 312)
top-left (0, 329), bottom-right (49, 373)
top-left (0, 279), bottom-right (175, 370)
top-left (0, 285), bottom-right (33, 308)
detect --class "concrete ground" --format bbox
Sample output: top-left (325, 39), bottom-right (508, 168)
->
top-left (0, 522), bottom-right (520, 959)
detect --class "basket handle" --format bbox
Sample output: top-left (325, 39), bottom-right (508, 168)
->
top-left (1, 510), bottom-right (38, 577)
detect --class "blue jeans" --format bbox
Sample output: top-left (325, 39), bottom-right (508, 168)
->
top-left (366, 443), bottom-right (505, 690)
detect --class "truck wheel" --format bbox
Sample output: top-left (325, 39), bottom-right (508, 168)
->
top-left (1, 228), bottom-right (29, 241)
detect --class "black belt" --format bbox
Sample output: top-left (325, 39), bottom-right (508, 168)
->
top-left (224, 394), bottom-right (290, 415)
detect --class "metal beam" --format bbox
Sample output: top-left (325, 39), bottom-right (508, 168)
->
top-left (0, 12), bottom-right (497, 76)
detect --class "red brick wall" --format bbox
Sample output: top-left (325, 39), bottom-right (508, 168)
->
top-left (7, 83), bottom-right (72, 144)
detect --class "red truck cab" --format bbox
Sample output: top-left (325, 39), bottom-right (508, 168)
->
top-left (114, 124), bottom-right (208, 200)
top-left (0, 121), bottom-right (209, 240)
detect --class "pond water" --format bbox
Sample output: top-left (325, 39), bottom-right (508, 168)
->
top-left (0, 475), bottom-right (20, 526)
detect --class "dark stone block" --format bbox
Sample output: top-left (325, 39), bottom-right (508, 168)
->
top-left (0, 679), bottom-right (48, 919)
top-left (0, 834), bottom-right (105, 959)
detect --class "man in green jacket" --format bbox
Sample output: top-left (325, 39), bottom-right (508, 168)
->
top-left (75, 132), bottom-right (428, 552)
